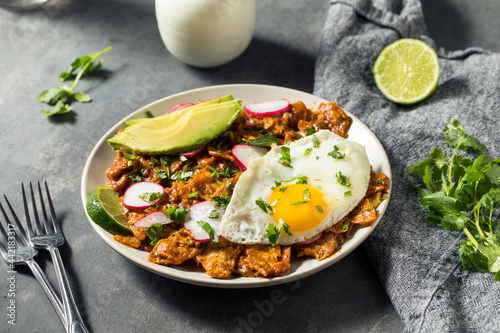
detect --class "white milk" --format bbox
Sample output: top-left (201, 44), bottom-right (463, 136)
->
top-left (155, 0), bottom-right (256, 68)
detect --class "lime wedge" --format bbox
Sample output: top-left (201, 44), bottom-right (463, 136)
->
top-left (86, 186), bottom-right (131, 234)
top-left (373, 38), bottom-right (440, 105)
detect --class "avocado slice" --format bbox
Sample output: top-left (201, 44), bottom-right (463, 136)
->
top-left (108, 98), bottom-right (242, 155)
top-left (124, 94), bottom-right (235, 126)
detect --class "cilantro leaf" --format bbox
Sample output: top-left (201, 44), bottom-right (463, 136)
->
top-left (279, 146), bottom-right (292, 167)
top-left (243, 133), bottom-right (278, 147)
top-left (212, 194), bottom-right (231, 210)
top-left (145, 223), bottom-right (164, 246)
top-left (266, 223), bottom-right (281, 246)
top-left (139, 192), bottom-right (164, 202)
top-left (165, 205), bottom-right (190, 224)
top-left (290, 189), bottom-right (311, 205)
top-left (40, 100), bottom-right (72, 116)
top-left (335, 171), bottom-right (351, 187)
top-left (328, 145), bottom-right (345, 160)
top-left (197, 221), bottom-right (219, 243)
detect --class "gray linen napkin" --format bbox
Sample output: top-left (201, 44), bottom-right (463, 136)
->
top-left (313, 0), bottom-right (500, 332)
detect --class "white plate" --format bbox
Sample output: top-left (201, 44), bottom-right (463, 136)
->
top-left (81, 84), bottom-right (392, 288)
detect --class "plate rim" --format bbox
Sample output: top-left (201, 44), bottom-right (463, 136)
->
top-left (80, 83), bottom-right (392, 288)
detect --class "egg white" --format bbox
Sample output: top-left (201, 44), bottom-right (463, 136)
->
top-left (220, 130), bottom-right (371, 245)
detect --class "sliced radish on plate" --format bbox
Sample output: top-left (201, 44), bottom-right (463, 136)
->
top-left (244, 99), bottom-right (290, 117)
top-left (179, 145), bottom-right (206, 159)
top-left (134, 211), bottom-right (173, 229)
top-left (123, 182), bottom-right (165, 209)
top-left (232, 144), bottom-right (269, 171)
top-left (166, 102), bottom-right (195, 114)
top-left (293, 232), bottom-right (323, 246)
top-left (183, 201), bottom-right (224, 242)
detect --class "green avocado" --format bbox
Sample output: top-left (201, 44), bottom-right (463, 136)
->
top-left (124, 94), bottom-right (235, 126)
top-left (108, 97), bottom-right (242, 155)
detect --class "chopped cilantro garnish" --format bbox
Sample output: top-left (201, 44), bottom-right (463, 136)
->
top-left (242, 132), bottom-right (278, 147)
top-left (165, 205), bottom-right (190, 224)
top-left (208, 210), bottom-right (219, 219)
top-left (156, 168), bottom-right (169, 179)
top-left (328, 145), bottom-right (345, 160)
top-left (150, 156), bottom-right (160, 166)
top-left (139, 192), bottom-right (164, 201)
top-left (197, 221), bottom-right (219, 243)
top-left (145, 110), bottom-right (154, 118)
top-left (342, 219), bottom-right (350, 230)
top-left (123, 152), bottom-right (139, 160)
top-left (304, 148), bottom-right (313, 157)
top-left (282, 222), bottom-right (292, 236)
top-left (279, 146), bottom-right (292, 167)
top-left (281, 174), bottom-right (308, 185)
top-left (160, 156), bottom-right (172, 165)
top-left (344, 190), bottom-right (352, 197)
top-left (312, 134), bottom-right (319, 148)
top-left (291, 188), bottom-right (311, 205)
top-left (170, 171), bottom-right (194, 182)
top-left (256, 198), bottom-right (273, 214)
top-left (145, 223), bottom-right (164, 246)
top-left (128, 174), bottom-right (142, 182)
top-left (188, 192), bottom-right (198, 198)
top-left (279, 186), bottom-right (289, 193)
top-left (336, 171), bottom-right (351, 187)
top-left (266, 223), bottom-right (281, 246)
top-left (316, 205), bottom-right (324, 213)
top-left (212, 194), bottom-right (231, 210)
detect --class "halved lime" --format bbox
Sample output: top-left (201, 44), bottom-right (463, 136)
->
top-left (374, 38), bottom-right (440, 105)
top-left (86, 186), bottom-right (131, 234)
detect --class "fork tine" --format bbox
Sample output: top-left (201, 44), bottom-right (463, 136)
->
top-left (37, 181), bottom-right (55, 234)
top-left (29, 182), bottom-right (45, 235)
top-left (1, 196), bottom-right (29, 247)
top-left (43, 181), bottom-right (61, 234)
top-left (0, 213), bottom-right (10, 254)
top-left (22, 183), bottom-right (36, 238)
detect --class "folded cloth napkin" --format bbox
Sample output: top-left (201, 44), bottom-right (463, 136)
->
top-left (313, 0), bottom-right (500, 332)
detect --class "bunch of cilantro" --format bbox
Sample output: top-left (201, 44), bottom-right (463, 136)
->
top-left (407, 118), bottom-right (500, 281)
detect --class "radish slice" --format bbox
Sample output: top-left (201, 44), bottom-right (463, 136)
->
top-left (293, 232), bottom-right (323, 246)
top-left (179, 145), bottom-right (206, 158)
top-left (123, 182), bottom-right (165, 209)
top-left (232, 144), bottom-right (269, 171)
top-left (167, 102), bottom-right (195, 114)
top-left (183, 201), bottom-right (224, 241)
top-left (134, 211), bottom-right (173, 229)
top-left (244, 99), bottom-right (290, 117)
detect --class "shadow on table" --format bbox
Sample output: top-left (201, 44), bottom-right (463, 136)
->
top-left (131, 247), bottom-right (401, 333)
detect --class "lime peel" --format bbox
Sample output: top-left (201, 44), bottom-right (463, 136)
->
top-left (373, 38), bottom-right (440, 105)
top-left (86, 186), bottom-right (131, 234)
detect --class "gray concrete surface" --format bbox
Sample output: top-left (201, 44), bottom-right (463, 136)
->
top-left (0, 0), bottom-right (498, 332)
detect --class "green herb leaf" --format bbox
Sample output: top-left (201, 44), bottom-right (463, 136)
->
top-left (266, 223), bottom-right (281, 246)
top-left (336, 172), bottom-right (351, 187)
top-left (279, 146), bottom-right (292, 167)
top-left (197, 221), bottom-right (219, 243)
top-left (342, 219), bottom-right (350, 230)
top-left (304, 148), bottom-right (313, 157)
top-left (316, 205), bottom-right (324, 213)
top-left (344, 191), bottom-right (352, 197)
top-left (128, 174), bottom-right (142, 182)
top-left (165, 205), bottom-right (190, 224)
top-left (74, 91), bottom-right (92, 103)
top-left (291, 189), bottom-right (311, 205)
top-left (40, 101), bottom-right (72, 116)
top-left (208, 210), bottom-right (219, 219)
top-left (256, 198), bottom-right (273, 214)
top-left (282, 222), bottom-right (292, 236)
top-left (139, 192), bottom-right (164, 201)
top-left (145, 111), bottom-right (154, 118)
top-left (312, 134), bottom-right (319, 148)
top-left (242, 133), bottom-right (278, 147)
top-left (212, 193), bottom-right (231, 210)
top-left (188, 192), bottom-right (198, 198)
top-left (145, 223), bottom-right (164, 246)
top-left (328, 145), bottom-right (345, 160)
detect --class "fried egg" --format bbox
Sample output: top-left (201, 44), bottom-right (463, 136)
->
top-left (220, 130), bottom-right (371, 245)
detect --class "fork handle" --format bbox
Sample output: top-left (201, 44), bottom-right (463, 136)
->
top-left (26, 259), bottom-right (66, 327)
top-left (49, 247), bottom-right (90, 333)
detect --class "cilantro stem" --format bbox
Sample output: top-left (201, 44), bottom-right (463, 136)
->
top-left (463, 227), bottom-right (479, 248)
top-left (69, 46), bottom-right (112, 93)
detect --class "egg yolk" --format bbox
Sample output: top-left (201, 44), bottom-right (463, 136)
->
top-left (269, 184), bottom-right (327, 233)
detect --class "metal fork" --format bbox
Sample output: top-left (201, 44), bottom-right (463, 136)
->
top-left (23, 182), bottom-right (89, 333)
top-left (0, 195), bottom-right (66, 327)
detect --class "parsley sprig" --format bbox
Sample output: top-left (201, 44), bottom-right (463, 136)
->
top-left (39, 46), bottom-right (112, 116)
top-left (407, 118), bottom-right (500, 281)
